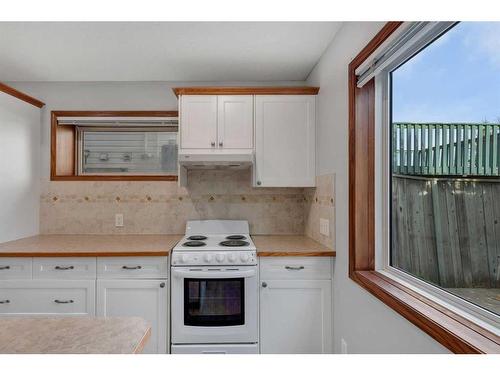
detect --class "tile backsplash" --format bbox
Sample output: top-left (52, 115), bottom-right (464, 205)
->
top-left (304, 174), bottom-right (335, 249)
top-left (40, 170), bottom-right (306, 235)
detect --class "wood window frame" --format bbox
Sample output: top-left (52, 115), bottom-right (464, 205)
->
top-left (51, 110), bottom-right (179, 181)
top-left (348, 22), bottom-right (500, 354)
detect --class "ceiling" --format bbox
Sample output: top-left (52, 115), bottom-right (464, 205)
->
top-left (0, 22), bottom-right (341, 82)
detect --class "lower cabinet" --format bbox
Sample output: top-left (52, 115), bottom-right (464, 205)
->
top-left (96, 279), bottom-right (168, 354)
top-left (0, 279), bottom-right (95, 316)
top-left (259, 257), bottom-right (333, 354)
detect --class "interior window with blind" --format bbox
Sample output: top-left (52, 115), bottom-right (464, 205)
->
top-left (390, 22), bottom-right (500, 317)
top-left (71, 118), bottom-right (178, 175)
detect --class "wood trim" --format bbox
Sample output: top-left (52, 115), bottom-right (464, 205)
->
top-left (50, 110), bottom-right (179, 181)
top-left (257, 251), bottom-right (336, 257)
top-left (348, 22), bottom-right (500, 354)
top-left (51, 175), bottom-right (178, 182)
top-left (0, 82), bottom-right (45, 108)
top-left (353, 271), bottom-right (500, 353)
top-left (172, 86), bottom-right (320, 97)
top-left (52, 110), bottom-right (178, 117)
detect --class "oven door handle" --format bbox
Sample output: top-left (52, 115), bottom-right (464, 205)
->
top-left (172, 268), bottom-right (256, 279)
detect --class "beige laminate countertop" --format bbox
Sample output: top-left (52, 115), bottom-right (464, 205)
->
top-left (0, 234), bottom-right (182, 257)
top-left (252, 235), bottom-right (335, 257)
top-left (0, 317), bottom-right (150, 354)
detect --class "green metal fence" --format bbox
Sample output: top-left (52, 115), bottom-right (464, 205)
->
top-left (392, 123), bottom-right (500, 176)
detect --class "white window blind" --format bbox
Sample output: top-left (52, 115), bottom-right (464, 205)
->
top-left (356, 22), bottom-right (457, 88)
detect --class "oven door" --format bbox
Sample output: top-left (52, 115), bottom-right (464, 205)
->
top-left (171, 266), bottom-right (258, 344)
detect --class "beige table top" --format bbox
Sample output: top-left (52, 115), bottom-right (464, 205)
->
top-left (0, 316), bottom-right (151, 354)
top-left (0, 234), bottom-right (182, 257)
top-left (252, 235), bottom-right (335, 257)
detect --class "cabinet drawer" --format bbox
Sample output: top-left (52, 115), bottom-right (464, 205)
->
top-left (0, 258), bottom-right (32, 279)
top-left (33, 257), bottom-right (96, 279)
top-left (260, 257), bottom-right (332, 280)
top-left (97, 257), bottom-right (168, 279)
top-left (0, 280), bottom-right (95, 316)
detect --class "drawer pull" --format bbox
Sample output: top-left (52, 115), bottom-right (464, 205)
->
top-left (285, 266), bottom-right (305, 271)
top-left (54, 299), bottom-right (74, 304)
top-left (54, 266), bottom-right (75, 270)
top-left (0, 266), bottom-right (10, 270)
top-left (122, 265), bottom-right (142, 270)
top-left (0, 299), bottom-right (10, 304)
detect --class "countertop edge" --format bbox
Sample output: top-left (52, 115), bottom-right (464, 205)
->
top-left (133, 326), bottom-right (152, 354)
top-left (257, 251), bottom-right (336, 257)
top-left (0, 251), bottom-right (170, 257)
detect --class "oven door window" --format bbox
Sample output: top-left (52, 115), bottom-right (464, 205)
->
top-left (184, 278), bottom-right (245, 327)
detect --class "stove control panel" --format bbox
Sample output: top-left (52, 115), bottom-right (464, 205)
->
top-left (171, 251), bottom-right (257, 266)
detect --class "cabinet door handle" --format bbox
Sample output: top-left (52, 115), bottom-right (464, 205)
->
top-left (0, 266), bottom-right (10, 270)
top-left (219, 141), bottom-right (223, 147)
top-left (256, 181), bottom-right (262, 186)
top-left (261, 282), bottom-right (267, 288)
top-left (54, 299), bottom-right (74, 304)
top-left (0, 300), bottom-right (10, 304)
top-left (285, 266), bottom-right (305, 271)
top-left (160, 282), bottom-right (165, 288)
top-left (122, 265), bottom-right (142, 270)
top-left (211, 141), bottom-right (216, 147)
top-left (54, 265), bottom-right (74, 270)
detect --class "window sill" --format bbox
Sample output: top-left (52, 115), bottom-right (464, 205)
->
top-left (51, 175), bottom-right (178, 181)
top-left (350, 270), bottom-right (500, 353)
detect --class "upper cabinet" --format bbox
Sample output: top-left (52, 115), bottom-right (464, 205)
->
top-left (179, 95), bottom-right (253, 150)
top-left (175, 87), bottom-right (318, 187)
top-left (180, 95), bottom-right (218, 149)
top-left (217, 96), bottom-right (253, 149)
top-left (255, 95), bottom-right (315, 187)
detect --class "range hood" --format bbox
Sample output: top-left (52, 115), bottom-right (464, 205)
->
top-left (178, 149), bottom-right (254, 170)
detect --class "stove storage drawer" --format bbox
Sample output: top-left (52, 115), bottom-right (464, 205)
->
top-left (259, 257), bottom-right (332, 280)
top-left (33, 257), bottom-right (96, 279)
top-left (0, 279), bottom-right (95, 316)
top-left (0, 258), bottom-right (32, 279)
top-left (97, 257), bottom-right (168, 279)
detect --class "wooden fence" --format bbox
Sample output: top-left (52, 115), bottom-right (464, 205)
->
top-left (392, 175), bottom-right (500, 288)
top-left (393, 123), bottom-right (500, 177)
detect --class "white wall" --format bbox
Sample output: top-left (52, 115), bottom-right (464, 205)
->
top-left (8, 81), bottom-right (305, 180)
top-left (307, 22), bottom-right (450, 353)
top-left (0, 92), bottom-right (41, 242)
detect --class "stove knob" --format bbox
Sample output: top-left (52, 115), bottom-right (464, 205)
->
top-left (204, 254), bottom-right (213, 263)
top-left (228, 253), bottom-right (236, 262)
top-left (181, 254), bottom-right (189, 263)
top-left (216, 253), bottom-right (225, 263)
top-left (240, 253), bottom-right (249, 263)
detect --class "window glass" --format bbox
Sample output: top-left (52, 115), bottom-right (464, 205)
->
top-left (390, 22), bottom-right (500, 316)
top-left (80, 129), bottom-right (178, 175)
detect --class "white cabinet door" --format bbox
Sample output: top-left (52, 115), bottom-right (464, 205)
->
top-left (260, 279), bottom-right (332, 354)
top-left (217, 95), bottom-right (253, 149)
top-left (255, 95), bottom-right (315, 187)
top-left (97, 279), bottom-right (168, 354)
top-left (180, 95), bottom-right (217, 149)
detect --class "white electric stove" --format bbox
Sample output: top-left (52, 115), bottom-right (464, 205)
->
top-left (171, 220), bottom-right (259, 354)
top-left (171, 220), bottom-right (257, 267)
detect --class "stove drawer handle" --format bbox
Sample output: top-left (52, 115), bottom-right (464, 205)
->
top-left (122, 265), bottom-right (142, 270)
top-left (0, 266), bottom-right (10, 270)
top-left (0, 299), bottom-right (10, 304)
top-left (285, 266), bottom-right (305, 271)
